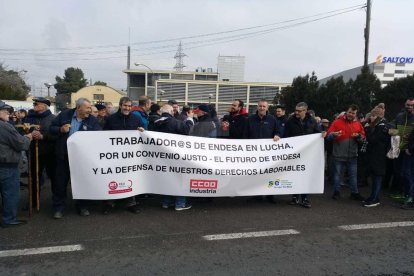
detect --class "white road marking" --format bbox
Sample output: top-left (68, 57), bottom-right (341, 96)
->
top-left (0, 244), bottom-right (84, 258)
top-left (203, 229), bottom-right (300, 241)
top-left (338, 221), bottom-right (414, 231)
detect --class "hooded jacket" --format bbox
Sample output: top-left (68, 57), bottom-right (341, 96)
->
top-left (131, 106), bottom-right (149, 130)
top-left (327, 115), bottom-right (365, 160)
top-left (221, 108), bottom-right (248, 139)
top-left (364, 118), bottom-right (390, 175)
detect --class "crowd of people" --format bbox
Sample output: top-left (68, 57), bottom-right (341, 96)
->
top-left (1, 95), bottom-right (414, 228)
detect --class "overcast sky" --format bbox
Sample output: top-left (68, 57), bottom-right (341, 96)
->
top-left (0, 0), bottom-right (412, 96)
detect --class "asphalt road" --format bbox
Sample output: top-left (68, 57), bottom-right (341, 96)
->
top-left (1, 180), bottom-right (414, 276)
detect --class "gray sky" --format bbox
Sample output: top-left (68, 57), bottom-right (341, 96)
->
top-left (0, 0), bottom-right (412, 96)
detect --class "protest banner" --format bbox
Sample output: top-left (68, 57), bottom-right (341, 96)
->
top-left (67, 131), bottom-right (324, 199)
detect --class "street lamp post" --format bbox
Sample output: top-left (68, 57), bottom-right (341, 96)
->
top-left (208, 93), bottom-right (213, 105)
top-left (134, 63), bottom-right (154, 98)
top-left (134, 62), bottom-right (154, 84)
top-left (159, 90), bottom-right (164, 104)
top-left (44, 83), bottom-right (52, 98)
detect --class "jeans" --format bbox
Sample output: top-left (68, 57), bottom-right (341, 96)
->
top-left (369, 175), bottom-right (382, 202)
top-left (162, 196), bottom-right (186, 208)
top-left (332, 158), bottom-right (358, 194)
top-left (401, 153), bottom-right (414, 198)
top-left (0, 166), bottom-right (20, 224)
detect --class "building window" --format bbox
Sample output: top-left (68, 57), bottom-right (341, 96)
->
top-left (383, 73), bottom-right (394, 77)
top-left (93, 94), bottom-right (104, 101)
top-left (395, 70), bottom-right (406, 74)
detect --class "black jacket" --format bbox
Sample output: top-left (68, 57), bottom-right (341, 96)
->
top-left (284, 114), bottom-right (320, 138)
top-left (190, 114), bottom-right (217, 138)
top-left (24, 110), bottom-right (57, 156)
top-left (221, 111), bottom-right (248, 139)
top-left (244, 112), bottom-right (280, 139)
top-left (365, 119), bottom-right (390, 176)
top-left (148, 112), bottom-right (160, 131)
top-left (49, 108), bottom-right (101, 158)
top-left (104, 111), bottom-right (143, 130)
top-left (153, 113), bottom-right (194, 135)
top-left (275, 115), bottom-right (288, 138)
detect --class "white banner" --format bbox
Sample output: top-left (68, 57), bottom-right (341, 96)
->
top-left (67, 131), bottom-right (324, 199)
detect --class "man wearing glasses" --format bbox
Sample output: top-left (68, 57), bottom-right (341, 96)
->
top-left (284, 102), bottom-right (324, 208)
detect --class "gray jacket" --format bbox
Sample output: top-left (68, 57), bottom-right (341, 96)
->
top-left (0, 120), bottom-right (31, 166)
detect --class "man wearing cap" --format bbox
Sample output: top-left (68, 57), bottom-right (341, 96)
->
top-left (168, 100), bottom-right (180, 119)
top-left (0, 101), bottom-right (32, 227)
top-left (94, 104), bottom-right (106, 127)
top-left (191, 104), bottom-right (217, 138)
top-left (49, 98), bottom-right (101, 219)
top-left (24, 97), bottom-right (57, 210)
top-left (220, 99), bottom-right (248, 139)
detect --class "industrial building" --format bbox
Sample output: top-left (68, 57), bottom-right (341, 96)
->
top-left (320, 55), bottom-right (414, 87)
top-left (124, 68), bottom-right (289, 116)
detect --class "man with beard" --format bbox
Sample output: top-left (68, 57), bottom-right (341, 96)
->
top-left (327, 104), bottom-right (365, 202)
top-left (24, 97), bottom-right (57, 211)
top-left (94, 103), bottom-right (107, 128)
top-left (220, 99), bottom-right (248, 139)
top-left (389, 98), bottom-right (414, 203)
top-left (103, 97), bottom-right (144, 214)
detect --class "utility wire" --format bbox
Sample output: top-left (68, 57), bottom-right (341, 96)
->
top-left (0, 3), bottom-right (365, 54)
top-left (1, 5), bottom-right (365, 62)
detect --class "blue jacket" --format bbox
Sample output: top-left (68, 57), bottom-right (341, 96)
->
top-left (49, 108), bottom-right (101, 158)
top-left (104, 111), bottom-right (143, 131)
top-left (131, 107), bottom-right (149, 130)
top-left (244, 112), bottom-right (281, 139)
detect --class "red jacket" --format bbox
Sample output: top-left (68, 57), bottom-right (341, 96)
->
top-left (327, 115), bottom-right (365, 160)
